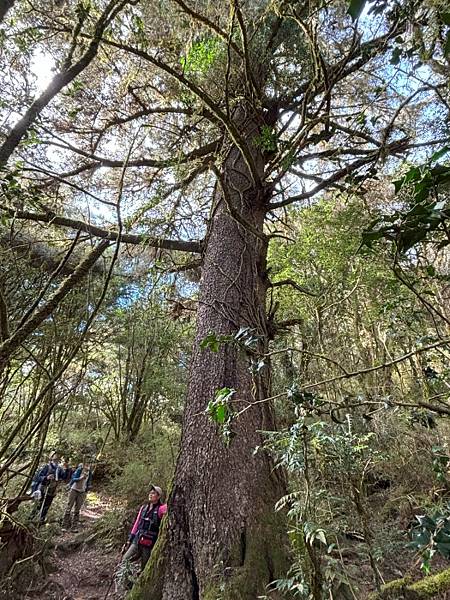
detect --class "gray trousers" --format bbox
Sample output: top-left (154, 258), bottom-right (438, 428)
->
top-left (122, 541), bottom-right (152, 570)
top-left (63, 489), bottom-right (86, 525)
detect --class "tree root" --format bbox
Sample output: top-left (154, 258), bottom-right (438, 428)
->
top-left (55, 530), bottom-right (99, 554)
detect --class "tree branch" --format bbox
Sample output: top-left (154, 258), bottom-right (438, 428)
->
top-left (0, 229), bottom-right (104, 275)
top-left (270, 278), bottom-right (317, 296)
top-left (0, 284), bottom-right (9, 342)
top-left (0, 205), bottom-right (203, 253)
top-left (0, 0), bottom-right (15, 23)
top-left (0, 240), bottom-right (111, 369)
top-left (299, 338), bottom-right (450, 393)
top-left (170, 0), bottom-right (242, 56)
top-left (270, 137), bottom-right (410, 209)
top-left (101, 39), bottom-right (261, 186)
top-left (0, 0), bottom-right (134, 167)
top-left (38, 134), bottom-right (221, 172)
top-left (246, 337), bottom-right (450, 412)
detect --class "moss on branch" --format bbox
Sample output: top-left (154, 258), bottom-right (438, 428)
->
top-left (367, 567), bottom-right (450, 599)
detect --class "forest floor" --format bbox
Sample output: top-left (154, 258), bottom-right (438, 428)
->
top-left (24, 492), bottom-right (127, 600)
top-left (10, 484), bottom-right (450, 599)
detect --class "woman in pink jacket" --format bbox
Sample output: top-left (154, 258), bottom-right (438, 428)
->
top-left (121, 484), bottom-right (167, 570)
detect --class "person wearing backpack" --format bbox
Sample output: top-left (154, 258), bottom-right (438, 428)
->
top-left (30, 451), bottom-right (67, 523)
top-left (62, 462), bottom-right (92, 530)
top-left (121, 485), bottom-right (167, 570)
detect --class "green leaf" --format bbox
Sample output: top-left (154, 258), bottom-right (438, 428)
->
top-left (398, 229), bottom-right (427, 252)
top-left (361, 229), bottom-right (385, 248)
top-left (200, 333), bottom-right (220, 352)
top-left (430, 146), bottom-right (450, 163)
top-left (315, 529), bottom-right (327, 545)
top-left (200, 331), bottom-right (233, 352)
top-left (347, 0), bottom-right (367, 21)
top-left (216, 403), bottom-right (226, 424)
top-left (206, 387), bottom-right (236, 445)
top-left (181, 37), bottom-right (219, 75)
top-left (440, 12), bottom-right (450, 25)
top-left (436, 540), bottom-right (450, 558)
top-left (416, 515), bottom-right (436, 530)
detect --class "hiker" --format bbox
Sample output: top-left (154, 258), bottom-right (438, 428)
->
top-left (30, 451), bottom-right (67, 523)
top-left (62, 462), bottom-right (92, 530)
top-left (121, 484), bottom-right (167, 570)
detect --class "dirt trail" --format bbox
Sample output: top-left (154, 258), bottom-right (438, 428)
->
top-left (30, 499), bottom-right (123, 600)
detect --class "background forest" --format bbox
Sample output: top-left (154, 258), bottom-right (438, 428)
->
top-left (0, 0), bottom-right (450, 599)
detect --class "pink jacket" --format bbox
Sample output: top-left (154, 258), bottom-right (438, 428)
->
top-left (130, 503), bottom-right (167, 538)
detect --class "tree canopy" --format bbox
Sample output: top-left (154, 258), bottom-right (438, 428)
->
top-left (1, 0), bottom-right (450, 599)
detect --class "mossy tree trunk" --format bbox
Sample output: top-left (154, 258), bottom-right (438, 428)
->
top-left (132, 108), bottom-right (289, 599)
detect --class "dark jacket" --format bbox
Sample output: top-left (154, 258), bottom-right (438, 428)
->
top-left (31, 462), bottom-right (66, 494)
top-left (129, 502), bottom-right (167, 544)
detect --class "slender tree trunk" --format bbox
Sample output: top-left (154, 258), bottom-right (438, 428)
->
top-left (0, 0), bottom-right (15, 23)
top-left (132, 110), bottom-right (288, 599)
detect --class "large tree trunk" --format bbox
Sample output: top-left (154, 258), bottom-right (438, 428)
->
top-left (130, 110), bottom-right (289, 599)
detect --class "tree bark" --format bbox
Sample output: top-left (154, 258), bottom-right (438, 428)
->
top-left (131, 109), bottom-right (288, 599)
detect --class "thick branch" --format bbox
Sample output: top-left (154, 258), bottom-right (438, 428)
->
top-left (300, 337), bottom-right (450, 393)
top-left (270, 156), bottom-right (375, 208)
top-left (40, 135), bottom-right (221, 172)
top-left (0, 205), bottom-right (203, 253)
top-left (367, 567), bottom-right (450, 599)
top-left (280, 26), bottom-right (404, 110)
top-left (170, 0), bottom-right (242, 56)
top-left (101, 39), bottom-right (261, 186)
top-left (254, 338), bottom-right (450, 411)
top-left (270, 137), bottom-right (409, 209)
top-left (0, 284), bottom-right (8, 342)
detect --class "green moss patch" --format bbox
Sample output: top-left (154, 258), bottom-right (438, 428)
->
top-left (367, 567), bottom-right (450, 599)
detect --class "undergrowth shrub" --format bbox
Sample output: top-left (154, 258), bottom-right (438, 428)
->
top-left (93, 508), bottom-right (125, 547)
top-left (106, 422), bottom-right (179, 507)
top-left (265, 404), bottom-right (450, 599)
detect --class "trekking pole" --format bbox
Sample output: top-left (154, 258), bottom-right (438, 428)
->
top-left (38, 485), bottom-right (49, 522)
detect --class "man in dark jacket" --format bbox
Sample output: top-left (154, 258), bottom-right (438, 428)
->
top-left (30, 451), bottom-right (66, 523)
